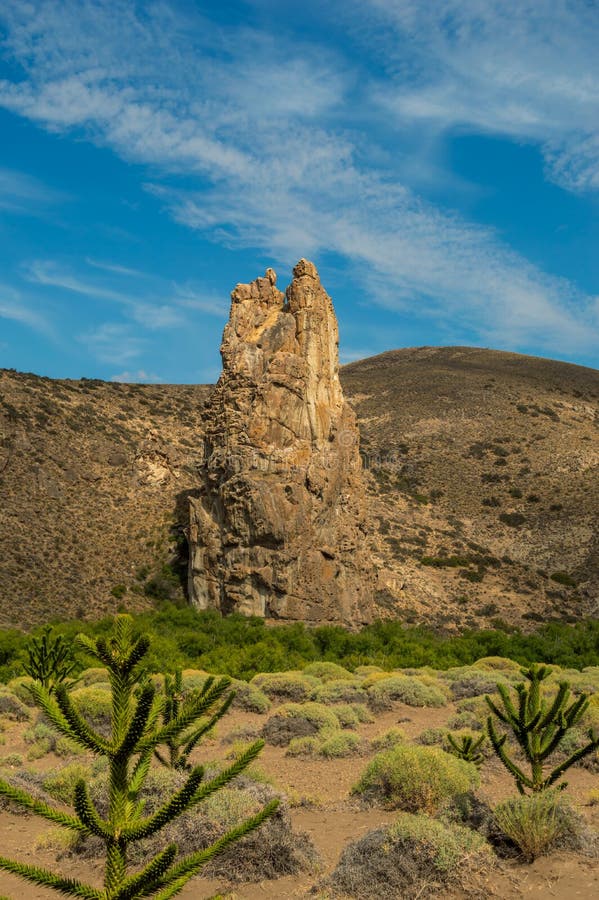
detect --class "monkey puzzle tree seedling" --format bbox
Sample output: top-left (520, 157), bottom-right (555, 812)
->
top-left (446, 732), bottom-right (486, 767)
top-left (24, 626), bottom-right (78, 694)
top-left (154, 670), bottom-right (233, 771)
top-left (0, 615), bottom-right (277, 899)
top-left (486, 663), bottom-right (599, 794)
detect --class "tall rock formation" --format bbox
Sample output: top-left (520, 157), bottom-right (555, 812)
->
top-left (188, 259), bottom-right (374, 624)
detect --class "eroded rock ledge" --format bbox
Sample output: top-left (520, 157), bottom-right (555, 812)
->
top-left (188, 260), bottom-right (374, 624)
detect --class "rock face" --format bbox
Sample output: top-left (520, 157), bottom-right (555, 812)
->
top-left (188, 259), bottom-right (374, 624)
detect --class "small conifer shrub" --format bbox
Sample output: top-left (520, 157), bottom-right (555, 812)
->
top-left (24, 626), bottom-right (78, 693)
top-left (0, 615), bottom-right (277, 899)
top-left (486, 663), bottom-right (599, 794)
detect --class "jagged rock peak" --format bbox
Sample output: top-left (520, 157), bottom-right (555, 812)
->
top-left (188, 260), bottom-right (375, 624)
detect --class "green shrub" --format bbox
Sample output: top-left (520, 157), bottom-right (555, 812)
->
top-left (250, 671), bottom-right (318, 702)
top-left (286, 736), bottom-right (320, 757)
top-left (550, 571), bottom-right (578, 587)
top-left (493, 791), bottom-right (583, 861)
top-left (302, 662), bottom-right (354, 682)
top-left (472, 656), bottom-right (522, 674)
top-left (327, 812), bottom-right (491, 899)
top-left (367, 675), bottom-right (447, 710)
top-left (68, 685), bottom-right (112, 735)
top-left (314, 679), bottom-right (368, 705)
top-left (320, 729), bottom-right (366, 758)
top-left (333, 704), bottom-right (361, 727)
top-left (76, 667), bottom-right (110, 686)
top-left (371, 727), bottom-right (406, 751)
top-left (230, 680), bottom-right (271, 713)
top-left (287, 728), bottom-right (366, 758)
top-left (42, 763), bottom-right (93, 805)
top-left (499, 512), bottom-right (526, 527)
top-left (261, 702), bottom-right (340, 746)
top-left (6, 677), bottom-right (37, 705)
top-left (353, 744), bottom-right (479, 813)
top-left (416, 727), bottom-right (446, 746)
top-left (0, 688), bottom-right (31, 722)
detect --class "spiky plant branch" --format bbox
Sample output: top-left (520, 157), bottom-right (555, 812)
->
top-left (0, 614), bottom-right (278, 899)
top-left (24, 626), bottom-right (78, 693)
top-left (446, 732), bottom-right (486, 767)
top-left (154, 672), bottom-right (233, 771)
top-left (485, 663), bottom-right (599, 794)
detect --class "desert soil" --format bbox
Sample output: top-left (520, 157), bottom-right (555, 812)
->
top-left (0, 702), bottom-right (598, 899)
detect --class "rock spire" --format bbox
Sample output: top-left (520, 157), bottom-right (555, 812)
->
top-left (188, 260), bottom-right (373, 623)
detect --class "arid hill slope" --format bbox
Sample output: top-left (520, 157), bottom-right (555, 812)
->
top-left (1, 346), bottom-right (598, 629)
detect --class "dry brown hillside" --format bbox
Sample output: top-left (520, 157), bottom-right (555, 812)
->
top-left (1, 346), bottom-right (598, 630)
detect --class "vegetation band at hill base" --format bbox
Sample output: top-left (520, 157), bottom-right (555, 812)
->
top-left (0, 605), bottom-right (598, 683)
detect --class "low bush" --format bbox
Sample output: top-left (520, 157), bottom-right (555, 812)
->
top-left (76, 667), bottom-right (109, 686)
top-left (472, 656), bottom-right (522, 674)
top-left (68, 684), bottom-right (112, 736)
top-left (367, 675), bottom-right (447, 710)
top-left (493, 791), bottom-right (587, 861)
top-left (261, 702), bottom-right (340, 746)
top-left (229, 680), bottom-right (271, 713)
top-left (0, 688), bottom-right (31, 722)
top-left (6, 676), bottom-right (37, 705)
top-left (353, 744), bottom-right (479, 813)
top-left (326, 812), bottom-right (492, 899)
top-left (42, 762), bottom-right (93, 805)
top-left (250, 671), bottom-right (318, 702)
top-left (370, 727), bottom-right (406, 751)
top-left (302, 661), bottom-right (354, 682)
top-left (74, 768), bottom-right (318, 881)
top-left (23, 722), bottom-right (82, 759)
top-left (415, 727), bottom-right (446, 746)
top-left (314, 679), bottom-right (369, 705)
top-left (442, 668), bottom-right (507, 700)
top-left (287, 728), bottom-right (366, 759)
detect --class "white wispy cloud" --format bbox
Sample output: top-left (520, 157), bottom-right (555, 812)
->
top-left (0, 166), bottom-right (66, 214)
top-left (359, 0), bottom-right (599, 192)
top-left (26, 259), bottom-right (184, 330)
top-left (26, 259), bottom-right (130, 302)
top-left (0, 285), bottom-right (54, 336)
top-left (0, 0), bottom-right (597, 358)
top-left (85, 258), bottom-right (147, 278)
top-left (78, 323), bottom-right (146, 365)
top-left (110, 369), bottom-right (163, 383)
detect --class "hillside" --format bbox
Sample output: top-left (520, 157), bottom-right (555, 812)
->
top-left (0, 346), bottom-right (598, 629)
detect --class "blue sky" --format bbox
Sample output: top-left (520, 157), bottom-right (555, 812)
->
top-left (0, 0), bottom-right (597, 383)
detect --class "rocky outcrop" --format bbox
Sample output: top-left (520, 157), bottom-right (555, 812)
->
top-left (188, 259), bottom-right (374, 624)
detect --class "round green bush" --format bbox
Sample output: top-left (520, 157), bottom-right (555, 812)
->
top-left (6, 676), bottom-right (37, 706)
top-left (230, 680), bottom-right (271, 714)
top-left (261, 702), bottom-right (340, 746)
top-left (250, 671), bottom-right (318, 702)
top-left (353, 744), bottom-right (479, 813)
top-left (371, 727), bottom-right (406, 751)
top-left (302, 662), bottom-right (355, 682)
top-left (327, 812), bottom-right (491, 899)
top-left (314, 679), bottom-right (369, 705)
top-left (367, 675), bottom-right (447, 710)
top-left (69, 685), bottom-right (112, 734)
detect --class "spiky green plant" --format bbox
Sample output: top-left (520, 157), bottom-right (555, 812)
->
top-left (446, 732), bottom-right (486, 767)
top-left (486, 663), bottom-right (599, 794)
top-left (154, 671), bottom-right (232, 771)
top-left (24, 626), bottom-right (78, 693)
top-left (0, 615), bottom-right (278, 899)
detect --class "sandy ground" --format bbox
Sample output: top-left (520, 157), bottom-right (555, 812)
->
top-left (0, 702), bottom-right (598, 899)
